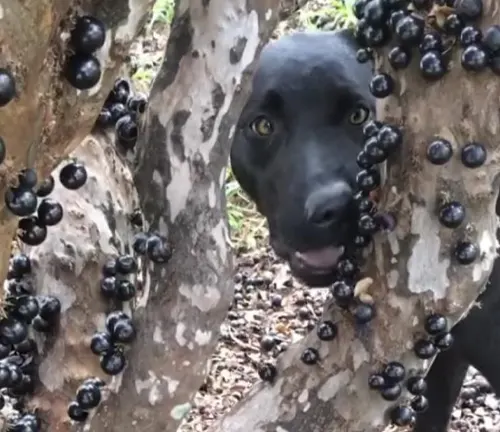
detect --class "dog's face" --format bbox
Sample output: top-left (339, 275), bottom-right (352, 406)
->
top-left (230, 30), bottom-right (375, 287)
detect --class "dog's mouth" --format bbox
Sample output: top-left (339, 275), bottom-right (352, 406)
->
top-left (271, 238), bottom-right (345, 286)
top-left (292, 247), bottom-right (345, 274)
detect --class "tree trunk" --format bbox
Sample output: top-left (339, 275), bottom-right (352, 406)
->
top-left (0, 0), bottom-right (154, 293)
top-left (210, 6), bottom-right (500, 432)
top-left (17, 0), bottom-right (292, 430)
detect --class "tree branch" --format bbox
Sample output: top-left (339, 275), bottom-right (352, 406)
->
top-left (210, 6), bottom-right (500, 432)
top-left (0, 0), bottom-right (154, 292)
top-left (21, 0), bottom-right (287, 430)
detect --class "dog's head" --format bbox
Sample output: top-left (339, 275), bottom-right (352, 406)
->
top-left (230, 30), bottom-right (375, 287)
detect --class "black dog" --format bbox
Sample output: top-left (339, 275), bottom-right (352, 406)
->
top-left (230, 29), bottom-right (500, 431)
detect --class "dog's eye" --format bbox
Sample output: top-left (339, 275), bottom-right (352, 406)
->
top-left (250, 116), bottom-right (274, 137)
top-left (348, 106), bottom-right (370, 125)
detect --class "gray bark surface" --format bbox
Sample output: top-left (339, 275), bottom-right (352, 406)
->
top-left (210, 6), bottom-right (500, 432)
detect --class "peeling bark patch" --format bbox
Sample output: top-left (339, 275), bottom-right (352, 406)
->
top-left (201, 83), bottom-right (226, 142)
top-left (194, 329), bottom-right (212, 345)
top-left (178, 283), bottom-right (221, 311)
top-left (317, 370), bottom-right (352, 401)
top-left (175, 322), bottom-right (188, 346)
top-left (171, 403), bottom-right (192, 420)
top-left (170, 110), bottom-right (190, 162)
top-left (473, 229), bottom-right (497, 281)
top-left (156, 13), bottom-right (194, 91)
top-left (135, 113), bottom-right (172, 226)
top-left (407, 205), bottom-right (450, 298)
top-left (229, 37), bottom-right (248, 64)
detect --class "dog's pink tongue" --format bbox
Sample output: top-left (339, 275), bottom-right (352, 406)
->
top-left (295, 246), bottom-right (344, 268)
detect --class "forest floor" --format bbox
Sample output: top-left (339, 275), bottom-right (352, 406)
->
top-left (126, 3), bottom-right (500, 431)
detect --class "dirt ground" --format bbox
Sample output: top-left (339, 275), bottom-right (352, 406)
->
top-left (127, 6), bottom-right (500, 432)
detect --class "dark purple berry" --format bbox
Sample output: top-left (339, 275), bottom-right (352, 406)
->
top-left (317, 321), bottom-right (338, 341)
top-left (59, 161), bottom-right (87, 189)
top-left (443, 14), bottom-right (464, 36)
top-left (353, 302), bottom-right (375, 324)
top-left (406, 375), bottom-right (427, 395)
top-left (35, 176), bottom-right (55, 197)
top-left (90, 332), bottom-right (112, 355)
top-left (102, 258), bottom-right (117, 277)
top-left (420, 51), bottom-right (446, 80)
top-left (115, 254), bottom-right (137, 274)
top-left (127, 94), bottom-right (147, 113)
top-left (439, 201), bottom-right (465, 229)
top-left (105, 311), bottom-right (129, 333)
top-left (362, 121), bottom-right (382, 140)
top-left (377, 124), bottom-right (402, 152)
top-left (395, 15), bottom-right (424, 46)
top-left (388, 46), bottom-right (411, 69)
top-left (390, 405), bottom-right (415, 426)
top-left (115, 279), bottom-right (136, 301)
top-left (146, 235), bottom-right (172, 263)
top-left (133, 232), bottom-right (148, 255)
top-left (18, 217), bottom-right (47, 246)
top-left (356, 48), bottom-right (372, 63)
top-left (358, 213), bottom-right (379, 235)
top-left (68, 401), bottom-right (89, 422)
top-left (454, 0), bottom-right (482, 21)
top-left (70, 16), bottom-right (106, 54)
top-left (461, 44), bottom-right (487, 71)
top-left (116, 115), bottom-right (138, 150)
top-left (419, 32), bottom-right (443, 53)
top-left (11, 254), bottom-right (31, 278)
top-left (483, 25), bottom-right (500, 55)
top-left (434, 332), bottom-right (454, 350)
top-left (258, 363), bottom-right (277, 382)
top-left (368, 373), bottom-right (386, 390)
top-left (39, 295), bottom-right (61, 321)
top-left (356, 168), bottom-right (380, 192)
top-left (381, 383), bottom-right (402, 401)
top-left (454, 241), bottom-right (478, 265)
top-left (100, 348), bottom-right (126, 375)
top-left (18, 168), bottom-right (37, 189)
top-left (111, 318), bottom-right (136, 344)
top-left (65, 54), bottom-right (101, 90)
top-left (301, 347), bottom-right (320, 365)
top-left (461, 142), bottom-right (486, 168)
top-left (76, 382), bottom-right (102, 409)
top-left (37, 198), bottom-right (63, 226)
top-left (0, 68), bottom-right (16, 106)
top-left (460, 26), bottom-right (482, 47)
top-left (369, 73), bottom-right (394, 98)
top-left (424, 313), bottom-right (448, 335)
top-left (411, 395), bottom-right (429, 412)
top-left (414, 339), bottom-right (437, 359)
top-left (331, 281), bottom-right (354, 305)
top-left (426, 138), bottom-right (453, 164)
top-left (100, 276), bottom-right (117, 298)
top-left (5, 188), bottom-right (37, 217)
top-left (32, 315), bottom-right (51, 333)
top-left (383, 361), bottom-right (406, 383)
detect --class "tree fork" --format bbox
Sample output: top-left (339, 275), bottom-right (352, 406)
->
top-left (211, 4), bottom-right (500, 432)
top-left (17, 0), bottom-right (298, 430)
top-left (0, 0), bottom-right (154, 291)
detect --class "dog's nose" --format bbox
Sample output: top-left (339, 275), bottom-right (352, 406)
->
top-left (304, 181), bottom-right (353, 227)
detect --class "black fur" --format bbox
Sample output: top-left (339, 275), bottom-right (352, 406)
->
top-left (230, 29), bottom-right (500, 431)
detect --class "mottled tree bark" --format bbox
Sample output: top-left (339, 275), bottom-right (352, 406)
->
top-left (20, 0), bottom-right (290, 430)
top-left (211, 7), bottom-right (500, 432)
top-left (0, 0), bottom-right (153, 293)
